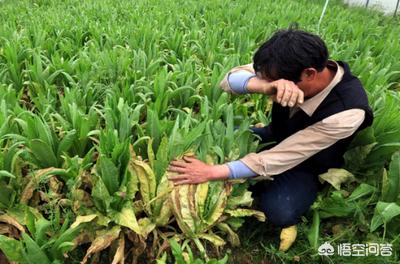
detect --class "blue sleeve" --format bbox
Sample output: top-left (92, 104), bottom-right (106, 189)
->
top-left (227, 70), bottom-right (256, 94)
top-left (227, 160), bottom-right (258, 179)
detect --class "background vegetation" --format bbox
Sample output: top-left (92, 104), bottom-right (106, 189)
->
top-left (0, 0), bottom-right (399, 263)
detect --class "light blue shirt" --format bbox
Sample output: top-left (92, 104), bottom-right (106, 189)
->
top-left (227, 70), bottom-right (256, 94)
top-left (227, 160), bottom-right (258, 179)
top-left (226, 70), bottom-right (259, 179)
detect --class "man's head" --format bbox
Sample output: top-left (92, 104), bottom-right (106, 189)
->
top-left (253, 28), bottom-right (329, 96)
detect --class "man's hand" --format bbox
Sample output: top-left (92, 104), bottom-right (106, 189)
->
top-left (247, 77), bottom-right (304, 107)
top-left (168, 156), bottom-right (230, 186)
top-left (265, 79), bottom-right (304, 107)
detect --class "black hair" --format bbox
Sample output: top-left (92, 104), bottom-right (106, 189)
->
top-left (253, 27), bottom-right (329, 82)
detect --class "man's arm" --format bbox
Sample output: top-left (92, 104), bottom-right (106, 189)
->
top-left (219, 64), bottom-right (304, 107)
top-left (219, 63), bottom-right (255, 93)
top-left (168, 109), bottom-right (365, 184)
top-left (239, 109), bottom-right (365, 178)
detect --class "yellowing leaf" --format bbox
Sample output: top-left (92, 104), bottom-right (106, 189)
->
top-left (131, 159), bottom-right (156, 205)
top-left (198, 233), bottom-right (225, 247)
top-left (177, 185), bottom-right (196, 233)
top-left (138, 217), bottom-right (156, 238)
top-left (111, 235), bottom-right (125, 264)
top-left (155, 199), bottom-right (172, 226)
top-left (170, 186), bottom-right (193, 236)
top-left (227, 190), bottom-right (253, 208)
top-left (319, 168), bottom-right (355, 190)
top-left (225, 209), bottom-right (266, 222)
top-left (217, 223), bottom-right (240, 247)
top-left (0, 214), bottom-right (25, 233)
top-left (153, 173), bottom-right (173, 220)
top-left (195, 182), bottom-right (208, 219)
top-left (204, 184), bottom-right (230, 226)
top-left (113, 203), bottom-right (141, 235)
top-left (70, 214), bottom-right (97, 229)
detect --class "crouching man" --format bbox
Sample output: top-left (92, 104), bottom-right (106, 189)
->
top-left (168, 28), bottom-right (373, 251)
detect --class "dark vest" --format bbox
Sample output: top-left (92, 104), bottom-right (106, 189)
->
top-left (269, 61), bottom-right (374, 175)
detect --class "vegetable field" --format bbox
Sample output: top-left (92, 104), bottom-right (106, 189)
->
top-left (0, 0), bottom-right (399, 263)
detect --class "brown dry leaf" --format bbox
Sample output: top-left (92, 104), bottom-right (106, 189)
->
top-left (74, 231), bottom-right (92, 247)
top-left (49, 177), bottom-right (63, 193)
top-left (111, 235), bottom-right (125, 264)
top-left (0, 224), bottom-right (19, 238)
top-left (72, 189), bottom-right (94, 212)
top-left (20, 167), bottom-right (57, 204)
top-left (156, 239), bottom-right (170, 259)
top-left (81, 226), bottom-right (121, 264)
top-left (126, 230), bottom-right (146, 264)
top-left (0, 214), bottom-right (25, 233)
top-left (332, 224), bottom-right (344, 236)
top-left (20, 179), bottom-right (35, 204)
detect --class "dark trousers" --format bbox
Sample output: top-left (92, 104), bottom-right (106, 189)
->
top-left (250, 125), bottom-right (323, 228)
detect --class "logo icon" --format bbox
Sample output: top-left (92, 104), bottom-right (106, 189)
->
top-left (318, 242), bottom-right (335, 256)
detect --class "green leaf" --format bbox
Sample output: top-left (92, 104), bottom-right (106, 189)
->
top-left (154, 137), bottom-right (170, 185)
top-left (23, 208), bottom-right (36, 235)
top-left (307, 210), bottom-right (320, 249)
top-left (92, 176), bottom-right (112, 213)
top-left (156, 252), bottom-right (167, 264)
top-left (207, 255), bottom-right (229, 264)
top-left (344, 143), bottom-right (376, 172)
top-left (0, 182), bottom-right (15, 209)
top-left (97, 156), bottom-right (120, 194)
top-left (51, 226), bottom-right (82, 259)
top-left (21, 233), bottom-right (51, 264)
top-left (317, 191), bottom-right (356, 218)
top-left (147, 138), bottom-right (155, 171)
top-left (347, 183), bottom-right (376, 201)
top-left (169, 239), bottom-right (186, 264)
top-left (30, 139), bottom-right (58, 167)
top-left (370, 201), bottom-right (400, 232)
top-left (146, 109), bottom-right (161, 152)
top-left (34, 218), bottom-right (52, 246)
top-left (0, 170), bottom-right (16, 179)
top-left (56, 129), bottom-right (77, 158)
top-left (382, 151), bottom-right (400, 202)
top-left (0, 235), bottom-right (24, 262)
top-left (225, 217), bottom-right (245, 231)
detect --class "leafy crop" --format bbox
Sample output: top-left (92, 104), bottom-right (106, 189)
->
top-left (0, 0), bottom-right (399, 263)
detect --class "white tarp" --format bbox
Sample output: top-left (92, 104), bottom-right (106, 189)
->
top-left (344, 0), bottom-right (399, 14)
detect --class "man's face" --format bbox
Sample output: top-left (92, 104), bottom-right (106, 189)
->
top-left (257, 71), bottom-right (310, 96)
top-left (257, 70), bottom-right (315, 99)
